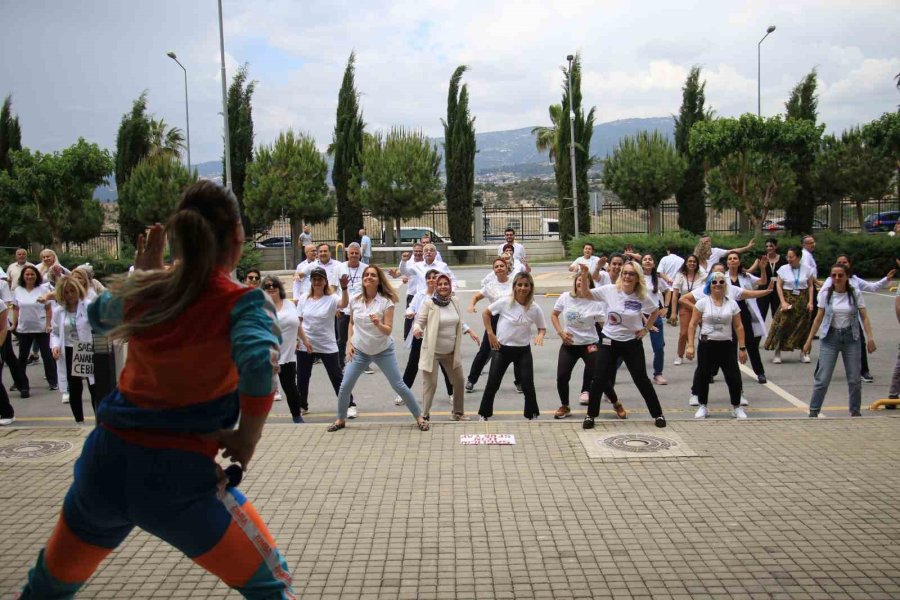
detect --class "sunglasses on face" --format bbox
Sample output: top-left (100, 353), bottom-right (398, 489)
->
top-left (710, 280), bottom-right (726, 286)
top-left (263, 284), bottom-right (277, 290)
top-left (247, 276), bottom-right (259, 281)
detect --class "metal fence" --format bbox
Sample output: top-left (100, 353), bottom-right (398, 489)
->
top-left (63, 231), bottom-right (119, 259)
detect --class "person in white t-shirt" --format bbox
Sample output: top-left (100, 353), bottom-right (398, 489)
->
top-left (297, 267), bottom-right (350, 421)
top-left (478, 272), bottom-right (546, 421)
top-left (0, 278), bottom-right (29, 398)
top-left (669, 254), bottom-right (705, 364)
top-left (336, 243), bottom-right (368, 372)
top-left (11, 265), bottom-right (57, 390)
top-left (803, 264), bottom-right (875, 417)
top-left (498, 228), bottom-right (526, 262)
top-left (0, 301), bottom-right (15, 425)
top-left (328, 265), bottom-right (428, 432)
top-left (764, 246), bottom-right (816, 364)
top-left (551, 274), bottom-right (620, 420)
top-left (6, 248), bottom-right (34, 291)
top-left (577, 262), bottom-right (666, 429)
top-left (261, 276), bottom-right (304, 422)
top-left (569, 243), bottom-right (601, 276)
top-left (466, 258), bottom-right (517, 392)
top-left (685, 271), bottom-right (748, 419)
top-left (388, 243), bottom-right (424, 315)
top-left (292, 244), bottom-right (318, 301)
top-left (640, 254), bottom-right (670, 385)
top-left (399, 243), bottom-right (457, 295)
top-left (693, 234), bottom-right (755, 273)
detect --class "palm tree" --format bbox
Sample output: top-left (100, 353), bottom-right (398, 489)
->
top-left (148, 118), bottom-right (185, 160)
top-left (532, 104), bottom-right (562, 165)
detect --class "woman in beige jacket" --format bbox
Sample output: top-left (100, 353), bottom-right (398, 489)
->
top-left (413, 274), bottom-right (479, 421)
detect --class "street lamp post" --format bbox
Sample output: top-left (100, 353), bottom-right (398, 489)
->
top-left (567, 54), bottom-right (579, 238)
top-left (166, 52), bottom-right (191, 172)
top-left (757, 25), bottom-right (776, 116)
top-left (218, 0), bottom-right (232, 189)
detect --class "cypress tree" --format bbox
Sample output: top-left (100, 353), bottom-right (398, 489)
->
top-left (674, 67), bottom-right (710, 234)
top-left (226, 64), bottom-right (256, 234)
top-left (331, 52), bottom-right (365, 245)
top-left (114, 91), bottom-right (152, 190)
top-left (784, 69), bottom-right (819, 235)
top-left (442, 65), bottom-right (476, 246)
top-left (0, 95), bottom-right (22, 174)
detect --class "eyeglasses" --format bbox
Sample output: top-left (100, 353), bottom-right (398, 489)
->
top-left (246, 276), bottom-right (259, 281)
top-left (620, 271), bottom-right (637, 277)
top-left (263, 284), bottom-right (277, 290)
top-left (710, 280), bottom-right (726, 286)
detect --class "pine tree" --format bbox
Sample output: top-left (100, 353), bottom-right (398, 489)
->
top-left (673, 67), bottom-right (710, 234)
top-left (784, 69), bottom-right (819, 235)
top-left (330, 52), bottom-right (365, 245)
top-left (443, 65), bottom-right (476, 246)
top-left (115, 91), bottom-right (152, 190)
top-left (0, 95), bottom-right (22, 174)
top-left (226, 64), bottom-right (256, 233)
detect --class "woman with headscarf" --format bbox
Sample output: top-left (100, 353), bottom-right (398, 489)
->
top-left (413, 273), bottom-right (479, 421)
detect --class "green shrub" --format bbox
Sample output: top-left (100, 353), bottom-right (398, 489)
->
top-left (569, 232), bottom-right (899, 278)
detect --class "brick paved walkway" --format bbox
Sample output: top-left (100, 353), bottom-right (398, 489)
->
top-left (2, 418), bottom-right (900, 599)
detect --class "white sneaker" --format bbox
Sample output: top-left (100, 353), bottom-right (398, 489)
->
top-left (688, 394), bottom-right (700, 407)
top-left (801, 353), bottom-right (811, 363)
top-left (673, 357), bottom-right (682, 366)
top-left (732, 406), bottom-right (748, 419)
top-left (694, 405), bottom-right (708, 419)
top-left (393, 395), bottom-right (405, 406)
top-left (62, 393), bottom-right (70, 404)
top-left (364, 368), bottom-right (375, 375)
top-left (348, 406), bottom-right (358, 419)
top-left (773, 351), bottom-right (782, 364)
top-left (740, 395), bottom-right (749, 406)
top-left (0, 417), bottom-right (15, 426)
top-left (274, 392), bottom-right (283, 401)
top-left (479, 415), bottom-right (489, 422)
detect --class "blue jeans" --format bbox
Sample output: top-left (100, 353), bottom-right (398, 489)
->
top-left (336, 343), bottom-right (421, 420)
top-left (809, 327), bottom-right (862, 414)
top-left (649, 315), bottom-right (665, 376)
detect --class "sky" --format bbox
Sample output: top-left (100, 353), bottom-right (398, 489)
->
top-left (2, 0), bottom-right (898, 165)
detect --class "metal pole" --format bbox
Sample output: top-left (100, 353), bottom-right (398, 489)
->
top-left (218, 0), bottom-right (232, 189)
top-left (757, 26), bottom-right (776, 117)
top-left (182, 66), bottom-right (191, 172)
top-left (567, 55), bottom-right (579, 238)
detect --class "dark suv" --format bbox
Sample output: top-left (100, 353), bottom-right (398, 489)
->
top-left (864, 211), bottom-right (899, 233)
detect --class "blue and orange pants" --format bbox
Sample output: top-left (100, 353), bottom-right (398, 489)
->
top-left (20, 426), bottom-right (294, 599)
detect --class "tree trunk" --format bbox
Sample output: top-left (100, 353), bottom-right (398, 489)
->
top-left (855, 201), bottom-right (865, 231)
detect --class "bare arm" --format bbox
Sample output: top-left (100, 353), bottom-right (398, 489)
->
top-left (727, 238), bottom-right (756, 254)
top-left (684, 307), bottom-right (701, 359)
top-left (803, 308), bottom-right (826, 354)
top-left (468, 292), bottom-right (484, 313)
top-left (807, 275), bottom-right (816, 312)
top-left (776, 277), bottom-right (788, 310)
top-left (733, 313), bottom-right (747, 364)
top-left (739, 287), bottom-right (773, 300)
top-left (679, 291), bottom-right (696, 310)
top-left (859, 307), bottom-right (876, 353)
top-left (0, 309), bottom-right (7, 347)
top-left (483, 308), bottom-right (500, 350)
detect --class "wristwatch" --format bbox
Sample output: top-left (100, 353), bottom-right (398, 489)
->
top-left (739, 346), bottom-right (747, 350)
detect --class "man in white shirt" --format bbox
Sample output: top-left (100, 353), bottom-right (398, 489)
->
top-left (801, 235), bottom-right (817, 280)
top-left (312, 243), bottom-right (342, 287)
top-left (399, 243), bottom-right (457, 292)
top-left (337, 243), bottom-right (368, 371)
top-left (420, 234), bottom-right (443, 263)
top-left (388, 243), bottom-right (424, 307)
top-left (292, 244), bottom-right (318, 302)
top-left (298, 225), bottom-right (313, 248)
top-left (358, 228), bottom-right (373, 265)
top-left (498, 228), bottom-right (526, 262)
top-left (657, 246), bottom-right (685, 281)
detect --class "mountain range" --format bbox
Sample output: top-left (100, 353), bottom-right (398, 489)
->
top-left (94, 116), bottom-right (674, 201)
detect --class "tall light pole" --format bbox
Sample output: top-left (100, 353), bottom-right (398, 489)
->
top-left (757, 25), bottom-right (776, 116)
top-left (218, 0), bottom-right (232, 189)
top-left (567, 54), bottom-right (579, 238)
top-left (166, 52), bottom-right (191, 173)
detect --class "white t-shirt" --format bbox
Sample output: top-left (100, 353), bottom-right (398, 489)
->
top-left (590, 284), bottom-right (658, 342)
top-left (63, 309), bottom-right (80, 347)
top-left (13, 284), bottom-right (51, 333)
top-left (480, 278), bottom-right (513, 303)
top-left (349, 294), bottom-right (395, 355)
top-left (553, 293), bottom-right (603, 345)
top-left (5, 262), bottom-right (33, 290)
top-left (274, 301), bottom-right (300, 364)
top-left (777, 264), bottom-right (814, 291)
top-left (0, 280), bottom-right (12, 304)
top-left (817, 288), bottom-right (864, 330)
top-left (402, 259), bottom-right (425, 297)
top-left (402, 259), bottom-right (456, 292)
top-left (672, 270), bottom-right (705, 295)
top-left (498, 242), bottom-right (526, 261)
top-left (594, 269), bottom-right (612, 286)
top-left (690, 284), bottom-right (743, 303)
top-left (488, 298), bottom-right (546, 347)
top-left (570, 255), bottom-right (600, 274)
top-left (643, 273), bottom-right (670, 308)
top-left (695, 296), bottom-right (740, 341)
top-left (297, 293), bottom-right (339, 355)
top-left (801, 248), bottom-right (817, 280)
top-left (314, 259), bottom-right (343, 287)
top-left (293, 259), bottom-right (317, 299)
top-left (657, 254), bottom-right (685, 280)
top-left (708, 247), bottom-right (728, 268)
top-left (406, 291), bottom-right (429, 317)
top-left (338, 261), bottom-right (368, 315)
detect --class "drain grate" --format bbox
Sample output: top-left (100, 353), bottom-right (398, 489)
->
top-left (601, 434), bottom-right (676, 453)
top-left (0, 440), bottom-right (74, 460)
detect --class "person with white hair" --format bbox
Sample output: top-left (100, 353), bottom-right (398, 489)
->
top-left (292, 244), bottom-right (318, 302)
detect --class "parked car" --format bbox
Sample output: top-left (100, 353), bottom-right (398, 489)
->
top-left (384, 227), bottom-right (451, 245)
top-left (864, 211), bottom-right (899, 233)
top-left (254, 236), bottom-right (292, 248)
top-left (761, 218), bottom-right (827, 232)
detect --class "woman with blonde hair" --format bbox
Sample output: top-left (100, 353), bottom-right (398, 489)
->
top-left (329, 264), bottom-right (428, 432)
top-left (478, 272), bottom-right (546, 421)
top-left (72, 264), bottom-right (106, 302)
top-left (50, 275), bottom-right (97, 423)
top-left (413, 273), bottom-right (479, 421)
top-left (578, 262), bottom-right (666, 429)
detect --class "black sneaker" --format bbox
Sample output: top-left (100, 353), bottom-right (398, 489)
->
top-left (20, 389), bottom-right (30, 399)
top-left (860, 372), bottom-right (874, 383)
top-left (514, 382), bottom-right (523, 394)
top-left (582, 416), bottom-right (595, 430)
top-left (49, 384), bottom-right (58, 391)
top-left (465, 380), bottom-right (474, 393)
top-left (757, 374), bottom-right (767, 384)
top-left (655, 416), bottom-right (667, 428)
top-left (850, 410), bottom-right (862, 417)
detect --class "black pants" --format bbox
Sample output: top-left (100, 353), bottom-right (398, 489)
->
top-left (16, 332), bottom-right (57, 387)
top-left (64, 346), bottom-right (97, 423)
top-left (0, 350), bottom-right (13, 420)
top-left (335, 314), bottom-right (350, 370)
top-left (297, 351), bottom-right (347, 413)
top-left (557, 344), bottom-right (618, 406)
top-left (588, 338), bottom-right (662, 419)
top-left (1, 334), bottom-right (29, 392)
top-left (277, 362), bottom-right (302, 420)
top-left (738, 305), bottom-right (764, 376)
top-left (695, 339), bottom-right (742, 406)
top-left (479, 345), bottom-right (539, 419)
top-left (467, 314), bottom-right (521, 386)
top-left (403, 336), bottom-right (453, 394)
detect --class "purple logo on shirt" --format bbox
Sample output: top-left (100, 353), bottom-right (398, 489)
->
top-left (624, 299), bottom-right (642, 312)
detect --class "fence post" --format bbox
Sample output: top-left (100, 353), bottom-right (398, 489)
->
top-left (829, 198), bottom-right (841, 233)
top-left (473, 200), bottom-right (484, 245)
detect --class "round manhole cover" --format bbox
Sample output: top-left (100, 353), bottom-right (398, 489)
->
top-left (599, 434), bottom-right (676, 453)
top-left (0, 440), bottom-right (74, 459)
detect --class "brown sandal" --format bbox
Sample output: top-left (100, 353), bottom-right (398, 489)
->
top-left (417, 418), bottom-right (430, 431)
